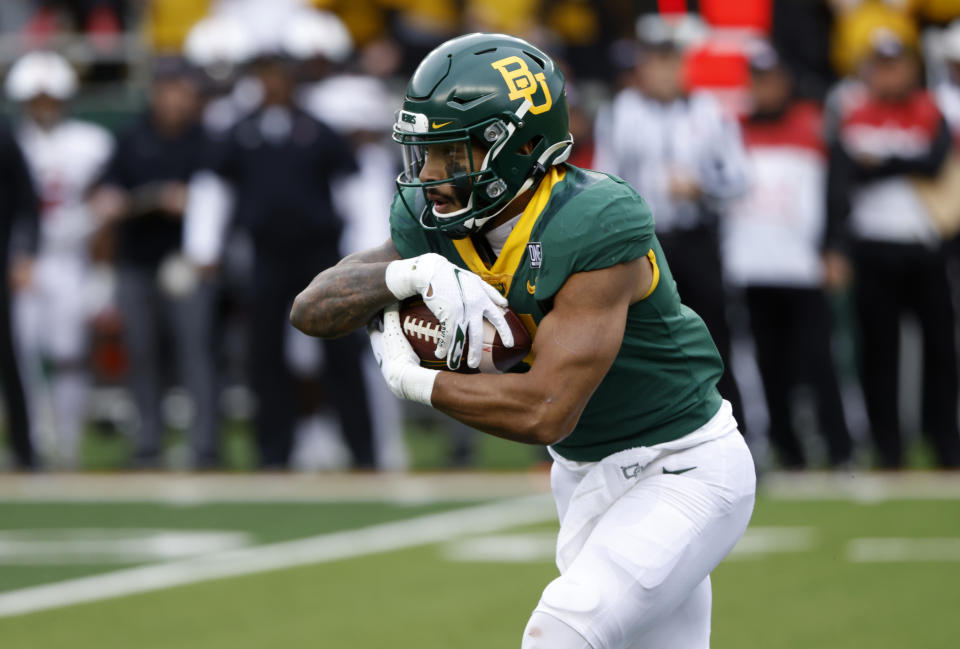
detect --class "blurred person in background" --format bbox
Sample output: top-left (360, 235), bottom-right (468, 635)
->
top-left (0, 120), bottom-right (39, 470)
top-left (89, 58), bottom-right (220, 469)
top-left (828, 0), bottom-right (919, 79)
top-left (182, 12), bottom-right (259, 137)
top-left (292, 7), bottom-right (477, 469)
top-left (285, 7), bottom-right (354, 89)
top-left (826, 30), bottom-right (960, 468)
top-left (183, 46), bottom-right (374, 469)
top-left (772, 0), bottom-right (837, 101)
top-left (291, 14), bottom-right (412, 470)
top-left (5, 51), bottom-right (114, 469)
top-left (593, 13), bottom-right (750, 434)
top-left (725, 44), bottom-right (854, 469)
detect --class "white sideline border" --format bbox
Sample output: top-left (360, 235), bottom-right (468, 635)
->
top-left (2, 471), bottom-right (960, 505)
top-left (0, 494), bottom-right (556, 620)
top-left (0, 473), bottom-right (552, 505)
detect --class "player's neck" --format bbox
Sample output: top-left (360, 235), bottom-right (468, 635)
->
top-left (486, 186), bottom-right (536, 230)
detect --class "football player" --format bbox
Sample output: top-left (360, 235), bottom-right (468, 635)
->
top-left (291, 34), bottom-right (755, 649)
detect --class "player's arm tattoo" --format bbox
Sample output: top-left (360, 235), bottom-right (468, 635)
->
top-left (290, 240), bottom-right (402, 338)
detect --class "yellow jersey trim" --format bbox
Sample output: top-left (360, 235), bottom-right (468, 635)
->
top-left (640, 248), bottom-right (660, 300)
top-left (452, 166), bottom-right (566, 296)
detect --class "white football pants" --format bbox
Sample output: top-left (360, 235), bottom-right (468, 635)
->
top-left (527, 400), bottom-right (756, 649)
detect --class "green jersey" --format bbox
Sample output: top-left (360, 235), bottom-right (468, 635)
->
top-left (390, 164), bottom-right (723, 461)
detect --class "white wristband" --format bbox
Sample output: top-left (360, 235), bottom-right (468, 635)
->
top-left (400, 365), bottom-right (439, 406)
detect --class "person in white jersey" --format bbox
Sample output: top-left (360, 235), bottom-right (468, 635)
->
top-left (5, 51), bottom-right (113, 468)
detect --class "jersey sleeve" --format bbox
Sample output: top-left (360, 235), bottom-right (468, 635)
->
top-left (388, 188), bottom-right (433, 259)
top-left (535, 180), bottom-right (655, 301)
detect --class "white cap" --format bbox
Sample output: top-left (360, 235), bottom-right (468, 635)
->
top-left (5, 51), bottom-right (77, 102)
top-left (635, 13), bottom-right (708, 52)
top-left (282, 9), bottom-right (352, 63)
top-left (943, 19), bottom-right (960, 62)
top-left (310, 75), bottom-right (392, 133)
top-left (183, 15), bottom-right (256, 68)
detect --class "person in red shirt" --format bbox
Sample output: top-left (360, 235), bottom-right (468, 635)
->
top-left (826, 31), bottom-right (960, 468)
top-left (726, 44), bottom-right (853, 468)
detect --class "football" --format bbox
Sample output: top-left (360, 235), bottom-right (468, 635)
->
top-left (398, 298), bottom-right (532, 373)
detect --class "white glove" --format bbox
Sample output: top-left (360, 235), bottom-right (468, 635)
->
top-left (368, 304), bottom-right (438, 405)
top-left (385, 252), bottom-right (514, 370)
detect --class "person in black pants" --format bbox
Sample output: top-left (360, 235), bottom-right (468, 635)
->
top-left (0, 121), bottom-right (38, 469)
top-left (745, 288), bottom-right (852, 467)
top-left (724, 46), bottom-right (853, 468)
top-left (187, 50), bottom-right (375, 469)
top-left (90, 58), bottom-right (220, 468)
top-left (851, 242), bottom-right (959, 467)
top-left (826, 34), bottom-right (960, 468)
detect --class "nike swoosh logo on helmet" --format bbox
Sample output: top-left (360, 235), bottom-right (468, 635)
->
top-left (431, 121), bottom-right (453, 129)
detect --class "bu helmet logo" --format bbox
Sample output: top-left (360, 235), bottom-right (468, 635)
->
top-left (490, 56), bottom-right (553, 115)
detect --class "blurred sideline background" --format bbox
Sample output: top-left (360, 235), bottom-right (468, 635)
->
top-left (2, 0), bottom-right (960, 473)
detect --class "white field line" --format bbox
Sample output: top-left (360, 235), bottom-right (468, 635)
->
top-left (0, 473), bottom-right (551, 505)
top-left (760, 472), bottom-right (960, 502)
top-left (847, 538), bottom-right (960, 563)
top-left (442, 532), bottom-right (558, 563)
top-left (0, 494), bottom-right (556, 620)
top-left (0, 529), bottom-right (254, 565)
top-left (440, 526), bottom-right (818, 564)
top-left (727, 526), bottom-right (817, 559)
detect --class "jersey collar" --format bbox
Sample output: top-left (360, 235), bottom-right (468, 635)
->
top-left (452, 166), bottom-right (566, 296)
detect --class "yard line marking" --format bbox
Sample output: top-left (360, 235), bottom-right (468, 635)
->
top-left (0, 494), bottom-right (556, 619)
top-left (441, 526), bottom-right (817, 564)
top-left (0, 529), bottom-right (252, 565)
top-left (443, 532), bottom-right (557, 562)
top-left (761, 472), bottom-right (960, 502)
top-left (727, 526), bottom-right (817, 559)
top-left (847, 538), bottom-right (960, 563)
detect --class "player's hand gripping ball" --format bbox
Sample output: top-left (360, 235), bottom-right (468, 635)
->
top-left (368, 303), bottom-right (436, 404)
top-left (385, 253), bottom-right (516, 370)
top-left (398, 297), bottom-right (532, 373)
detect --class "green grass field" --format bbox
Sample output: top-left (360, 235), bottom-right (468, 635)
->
top-left (0, 473), bottom-right (958, 649)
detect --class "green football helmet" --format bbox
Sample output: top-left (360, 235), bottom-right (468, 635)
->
top-left (393, 33), bottom-right (573, 238)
